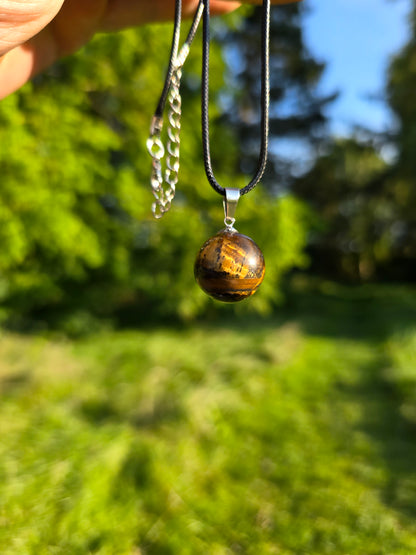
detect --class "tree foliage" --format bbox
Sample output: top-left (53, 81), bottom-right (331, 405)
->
top-left (293, 138), bottom-right (392, 281)
top-left (221, 2), bottom-right (335, 190)
top-left (293, 0), bottom-right (416, 283)
top-left (0, 17), bottom-right (313, 325)
top-left (384, 0), bottom-right (416, 269)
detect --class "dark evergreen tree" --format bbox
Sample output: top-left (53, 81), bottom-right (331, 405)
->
top-left (290, 1), bottom-right (416, 283)
top-left (217, 2), bottom-right (335, 192)
top-left (385, 0), bottom-right (416, 271)
top-left (293, 137), bottom-right (391, 282)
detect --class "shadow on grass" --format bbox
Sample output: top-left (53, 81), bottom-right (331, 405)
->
top-left (336, 355), bottom-right (416, 522)
top-left (0, 372), bottom-right (32, 395)
top-left (204, 281), bottom-right (416, 343)
top-left (194, 281), bottom-right (416, 524)
top-left (79, 396), bottom-right (185, 431)
top-left (283, 280), bottom-right (416, 342)
top-left (292, 282), bottom-right (416, 521)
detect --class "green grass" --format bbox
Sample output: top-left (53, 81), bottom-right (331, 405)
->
top-left (1, 284), bottom-right (416, 554)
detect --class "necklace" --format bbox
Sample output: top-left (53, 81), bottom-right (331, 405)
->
top-left (148, 0), bottom-right (271, 302)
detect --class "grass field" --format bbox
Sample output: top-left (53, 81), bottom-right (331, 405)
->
top-left (1, 283), bottom-right (416, 554)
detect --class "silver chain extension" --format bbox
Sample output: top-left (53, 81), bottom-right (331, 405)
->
top-left (163, 66), bottom-right (182, 214)
top-left (146, 63), bottom-right (183, 219)
top-left (147, 117), bottom-right (165, 218)
top-left (147, 22), bottom-right (203, 218)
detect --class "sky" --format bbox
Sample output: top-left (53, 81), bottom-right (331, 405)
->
top-left (303, 0), bottom-right (411, 135)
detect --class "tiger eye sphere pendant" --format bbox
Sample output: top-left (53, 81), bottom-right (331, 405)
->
top-left (194, 228), bottom-right (265, 302)
top-left (194, 188), bottom-right (265, 302)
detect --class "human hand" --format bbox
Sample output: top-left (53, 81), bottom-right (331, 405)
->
top-left (0, 0), bottom-right (241, 99)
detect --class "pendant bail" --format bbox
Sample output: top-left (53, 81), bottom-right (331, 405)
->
top-left (223, 188), bottom-right (240, 229)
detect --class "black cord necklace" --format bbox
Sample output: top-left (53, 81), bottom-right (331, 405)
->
top-left (148, 0), bottom-right (271, 302)
top-left (201, 0), bottom-right (270, 197)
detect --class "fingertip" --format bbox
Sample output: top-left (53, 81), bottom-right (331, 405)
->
top-left (210, 1), bottom-right (242, 14)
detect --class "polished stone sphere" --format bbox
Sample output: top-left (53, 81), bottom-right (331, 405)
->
top-left (194, 228), bottom-right (265, 302)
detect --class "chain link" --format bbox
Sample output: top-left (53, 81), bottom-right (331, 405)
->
top-left (147, 67), bottom-right (184, 219)
top-left (164, 68), bottom-right (182, 200)
top-left (146, 1), bottom-right (204, 219)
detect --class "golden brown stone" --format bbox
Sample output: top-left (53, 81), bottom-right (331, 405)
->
top-left (194, 228), bottom-right (265, 302)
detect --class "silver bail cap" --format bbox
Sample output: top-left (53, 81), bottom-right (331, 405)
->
top-left (223, 188), bottom-right (240, 229)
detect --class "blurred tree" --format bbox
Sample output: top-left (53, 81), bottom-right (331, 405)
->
top-left (293, 138), bottom-right (392, 281)
top-left (0, 15), bottom-right (314, 327)
top-left (220, 2), bottom-right (335, 191)
top-left (293, 0), bottom-right (416, 284)
top-left (385, 0), bottom-right (416, 271)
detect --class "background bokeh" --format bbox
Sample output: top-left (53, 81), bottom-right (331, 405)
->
top-left (1, 1), bottom-right (416, 553)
